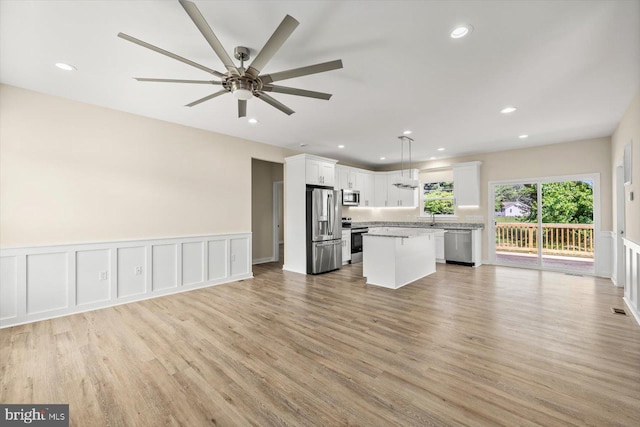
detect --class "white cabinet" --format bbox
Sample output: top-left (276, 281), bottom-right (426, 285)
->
top-left (383, 170), bottom-right (418, 207)
top-left (336, 165), bottom-right (368, 192)
top-left (306, 158), bottom-right (335, 186)
top-left (335, 165), bottom-right (416, 208)
top-left (453, 161), bottom-right (481, 207)
top-left (436, 231), bottom-right (445, 262)
top-left (342, 229), bottom-right (351, 265)
top-left (337, 166), bottom-right (354, 190)
top-left (374, 174), bottom-right (389, 207)
top-left (361, 172), bottom-right (375, 207)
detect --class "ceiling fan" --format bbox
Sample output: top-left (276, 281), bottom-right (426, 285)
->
top-left (117, 0), bottom-right (343, 117)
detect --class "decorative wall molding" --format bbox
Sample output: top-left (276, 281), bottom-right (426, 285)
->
top-left (0, 233), bottom-right (252, 328)
top-left (623, 238), bottom-right (640, 325)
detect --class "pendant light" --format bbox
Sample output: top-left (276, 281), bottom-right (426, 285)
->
top-left (393, 135), bottom-right (419, 189)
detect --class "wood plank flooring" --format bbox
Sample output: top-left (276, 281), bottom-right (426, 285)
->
top-left (1, 262), bottom-right (639, 426)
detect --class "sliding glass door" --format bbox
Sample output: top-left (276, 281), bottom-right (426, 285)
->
top-left (540, 180), bottom-right (594, 273)
top-left (490, 175), bottom-right (596, 274)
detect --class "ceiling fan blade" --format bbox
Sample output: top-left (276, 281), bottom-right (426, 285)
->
top-left (255, 92), bottom-right (295, 115)
top-left (178, 0), bottom-right (239, 76)
top-left (185, 89), bottom-right (228, 107)
top-left (117, 33), bottom-right (225, 78)
top-left (238, 100), bottom-right (247, 118)
top-left (245, 15), bottom-right (299, 78)
top-left (262, 85), bottom-right (332, 100)
top-left (134, 78), bottom-right (222, 84)
top-left (260, 59), bottom-right (343, 84)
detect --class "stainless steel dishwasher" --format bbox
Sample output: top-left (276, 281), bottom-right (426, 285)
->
top-left (444, 230), bottom-right (474, 266)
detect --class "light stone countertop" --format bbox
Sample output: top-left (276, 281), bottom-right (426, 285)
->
top-left (366, 227), bottom-right (446, 239)
top-left (353, 221), bottom-right (484, 230)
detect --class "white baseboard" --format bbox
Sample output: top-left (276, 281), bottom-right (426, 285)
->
top-left (0, 232), bottom-right (252, 329)
top-left (282, 264), bottom-right (306, 275)
top-left (624, 297), bottom-right (640, 326)
top-left (252, 257), bottom-right (275, 265)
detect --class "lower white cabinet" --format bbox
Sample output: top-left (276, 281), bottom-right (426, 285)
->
top-left (436, 231), bottom-right (445, 263)
top-left (342, 229), bottom-right (351, 264)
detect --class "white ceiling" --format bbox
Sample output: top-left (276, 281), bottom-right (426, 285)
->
top-left (1, 0), bottom-right (639, 167)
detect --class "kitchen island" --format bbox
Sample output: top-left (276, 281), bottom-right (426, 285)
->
top-left (363, 227), bottom-right (445, 289)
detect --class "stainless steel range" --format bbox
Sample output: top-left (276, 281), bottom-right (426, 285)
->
top-left (341, 218), bottom-right (368, 264)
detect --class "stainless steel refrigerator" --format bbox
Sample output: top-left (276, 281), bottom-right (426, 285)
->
top-left (306, 187), bottom-right (342, 274)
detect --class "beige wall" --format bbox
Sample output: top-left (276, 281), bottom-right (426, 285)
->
top-left (0, 84), bottom-right (296, 247)
top-left (611, 91), bottom-right (640, 243)
top-left (251, 159), bottom-right (283, 261)
top-left (346, 137), bottom-right (613, 260)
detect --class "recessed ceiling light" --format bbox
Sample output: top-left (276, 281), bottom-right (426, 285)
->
top-left (500, 106), bottom-right (517, 114)
top-left (403, 130), bottom-right (412, 135)
top-left (247, 118), bottom-right (259, 124)
top-left (338, 145), bottom-right (345, 149)
top-left (451, 25), bottom-right (473, 39)
top-left (379, 157), bottom-right (386, 160)
top-left (55, 62), bottom-right (76, 71)
top-left (300, 143), bottom-right (307, 147)
top-left (437, 148), bottom-right (445, 151)
top-left (518, 134), bottom-right (529, 139)
top-left (429, 157), bottom-right (437, 160)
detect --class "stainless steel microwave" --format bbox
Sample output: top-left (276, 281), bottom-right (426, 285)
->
top-left (342, 189), bottom-right (360, 206)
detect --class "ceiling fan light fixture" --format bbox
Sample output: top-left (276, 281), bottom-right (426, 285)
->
top-left (233, 88), bottom-right (253, 100)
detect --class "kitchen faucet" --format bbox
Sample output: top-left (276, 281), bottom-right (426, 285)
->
top-left (431, 212), bottom-right (436, 226)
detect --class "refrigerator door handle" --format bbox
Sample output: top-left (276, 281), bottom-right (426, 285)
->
top-left (328, 193), bottom-right (333, 235)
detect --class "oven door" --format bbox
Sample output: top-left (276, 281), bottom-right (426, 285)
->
top-left (350, 229), bottom-right (367, 263)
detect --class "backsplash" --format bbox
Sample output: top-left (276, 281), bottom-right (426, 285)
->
top-left (344, 206), bottom-right (485, 224)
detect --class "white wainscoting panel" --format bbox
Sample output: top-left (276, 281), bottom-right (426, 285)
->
top-left (26, 252), bottom-right (68, 315)
top-left (623, 238), bottom-right (640, 325)
top-left (76, 249), bottom-right (111, 306)
top-left (0, 233), bottom-right (252, 328)
top-left (0, 256), bottom-right (18, 320)
top-left (117, 246), bottom-right (146, 298)
top-left (152, 244), bottom-right (178, 291)
top-left (208, 239), bottom-right (227, 281)
top-left (230, 237), bottom-right (250, 277)
top-left (182, 242), bottom-right (204, 286)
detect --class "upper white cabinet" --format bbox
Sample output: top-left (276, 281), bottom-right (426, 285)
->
top-left (374, 174), bottom-right (389, 206)
top-left (453, 161), bottom-right (481, 207)
top-left (382, 170), bottom-right (418, 207)
top-left (333, 162), bottom-right (419, 208)
top-left (335, 165), bottom-right (370, 193)
top-left (305, 157), bottom-right (336, 186)
top-left (361, 172), bottom-right (375, 207)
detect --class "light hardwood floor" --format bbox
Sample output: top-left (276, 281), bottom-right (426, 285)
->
top-left (1, 262), bottom-right (639, 426)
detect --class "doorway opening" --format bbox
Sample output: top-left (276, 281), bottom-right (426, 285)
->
top-left (251, 159), bottom-right (284, 265)
top-left (489, 174), bottom-right (599, 274)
